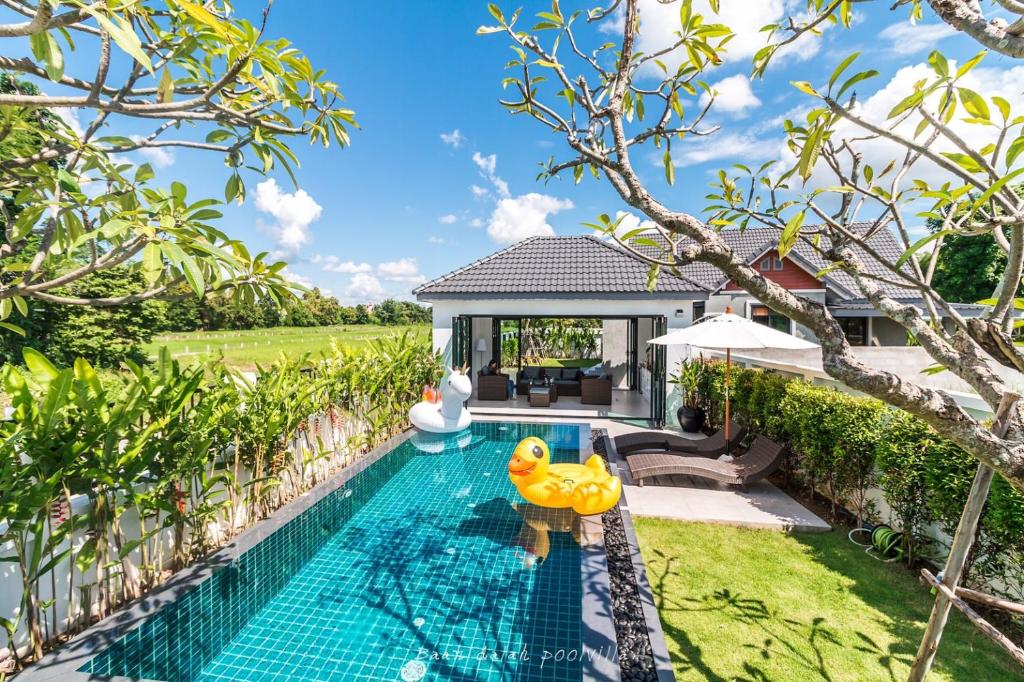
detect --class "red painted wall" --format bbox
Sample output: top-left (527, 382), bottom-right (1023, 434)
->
top-left (724, 252), bottom-right (822, 291)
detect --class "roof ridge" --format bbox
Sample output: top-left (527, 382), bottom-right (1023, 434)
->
top-left (584, 234), bottom-right (713, 291)
top-left (412, 236), bottom-right (544, 295)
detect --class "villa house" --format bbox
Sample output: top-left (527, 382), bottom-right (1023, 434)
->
top-left (413, 226), bottom-right (987, 424)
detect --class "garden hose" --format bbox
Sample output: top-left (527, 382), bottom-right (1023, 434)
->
top-left (848, 524), bottom-right (905, 563)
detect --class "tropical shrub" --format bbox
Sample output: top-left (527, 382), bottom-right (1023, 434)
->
top-left (0, 333), bottom-right (440, 668)
top-left (697, 360), bottom-right (1024, 597)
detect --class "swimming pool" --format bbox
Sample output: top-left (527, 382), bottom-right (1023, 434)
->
top-left (32, 422), bottom-right (617, 682)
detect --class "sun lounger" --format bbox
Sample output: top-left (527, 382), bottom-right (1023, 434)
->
top-left (612, 420), bottom-right (747, 456)
top-left (626, 435), bottom-right (785, 490)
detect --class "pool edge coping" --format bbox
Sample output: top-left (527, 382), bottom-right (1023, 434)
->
top-left (603, 433), bottom-right (677, 682)
top-left (13, 427), bottom-right (417, 682)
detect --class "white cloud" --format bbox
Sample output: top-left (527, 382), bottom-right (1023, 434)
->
top-left (129, 135), bottom-right (175, 168)
top-left (491, 176), bottom-right (510, 199)
top-left (786, 61), bottom-right (1024, 189)
top-left (486, 193), bottom-right (574, 244)
top-left (253, 178), bottom-right (323, 253)
top-left (472, 151), bottom-right (511, 199)
top-left (378, 257), bottom-right (426, 284)
top-left (440, 129), bottom-right (466, 148)
top-left (320, 256), bottom-right (373, 274)
top-left (53, 107), bottom-right (83, 138)
top-left (281, 267), bottom-right (320, 292)
top-left (700, 74), bottom-right (761, 115)
top-left (879, 21), bottom-right (956, 55)
top-left (605, 0), bottom-right (820, 74)
top-left (438, 213), bottom-right (458, 224)
top-left (470, 218), bottom-right (484, 228)
top-left (470, 184), bottom-right (490, 199)
top-left (609, 210), bottom-right (658, 237)
top-left (428, 236), bottom-right (447, 244)
top-left (472, 152), bottom-right (497, 175)
top-left (346, 272), bottom-right (386, 301)
top-left (676, 132), bottom-right (783, 165)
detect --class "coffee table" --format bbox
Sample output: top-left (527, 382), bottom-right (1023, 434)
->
top-left (528, 385), bottom-right (551, 407)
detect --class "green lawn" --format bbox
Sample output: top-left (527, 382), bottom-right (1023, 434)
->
top-left (634, 519), bottom-right (1020, 681)
top-left (146, 324), bottom-right (429, 370)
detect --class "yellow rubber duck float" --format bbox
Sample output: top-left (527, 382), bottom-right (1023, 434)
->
top-left (507, 437), bottom-right (622, 515)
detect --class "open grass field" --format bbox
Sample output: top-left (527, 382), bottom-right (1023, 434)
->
top-left (634, 519), bottom-right (1019, 681)
top-left (146, 324), bottom-right (430, 370)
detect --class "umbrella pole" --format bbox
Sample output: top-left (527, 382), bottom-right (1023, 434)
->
top-left (725, 347), bottom-right (731, 455)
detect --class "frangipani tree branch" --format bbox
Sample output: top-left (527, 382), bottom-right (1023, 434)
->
top-left (0, 0), bottom-right (355, 327)
top-left (485, 0), bottom-right (1024, 492)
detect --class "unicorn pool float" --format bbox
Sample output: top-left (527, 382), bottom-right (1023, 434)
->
top-left (507, 437), bottom-right (622, 516)
top-left (408, 365), bottom-right (473, 434)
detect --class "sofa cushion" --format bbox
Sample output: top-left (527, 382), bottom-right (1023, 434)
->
top-left (521, 366), bottom-right (540, 379)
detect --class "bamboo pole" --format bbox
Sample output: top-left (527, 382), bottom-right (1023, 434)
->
top-left (956, 586), bottom-right (1024, 616)
top-left (908, 392), bottom-right (1020, 681)
top-left (920, 570), bottom-right (1024, 668)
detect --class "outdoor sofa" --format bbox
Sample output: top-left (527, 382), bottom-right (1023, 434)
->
top-left (477, 370), bottom-right (510, 401)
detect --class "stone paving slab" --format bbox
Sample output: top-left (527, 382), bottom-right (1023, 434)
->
top-left (621, 480), bottom-right (831, 533)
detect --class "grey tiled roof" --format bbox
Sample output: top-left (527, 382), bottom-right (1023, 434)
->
top-left (633, 224), bottom-right (919, 299)
top-left (413, 235), bottom-right (706, 297)
top-left (415, 225), bottom-right (920, 301)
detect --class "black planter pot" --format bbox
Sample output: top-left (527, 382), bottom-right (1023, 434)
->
top-left (677, 405), bottom-right (706, 433)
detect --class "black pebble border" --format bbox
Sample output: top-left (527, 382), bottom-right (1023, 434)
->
top-left (593, 430), bottom-right (660, 682)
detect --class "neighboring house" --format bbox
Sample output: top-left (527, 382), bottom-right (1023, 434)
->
top-left (413, 226), bottom-right (988, 424)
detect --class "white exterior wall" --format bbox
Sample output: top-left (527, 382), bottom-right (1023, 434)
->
top-left (706, 290), bottom-right (826, 342)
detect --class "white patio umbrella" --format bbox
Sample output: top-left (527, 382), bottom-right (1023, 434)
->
top-left (649, 309), bottom-right (818, 450)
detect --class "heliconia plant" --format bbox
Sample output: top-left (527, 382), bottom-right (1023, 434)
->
top-left (0, 332), bottom-right (441, 670)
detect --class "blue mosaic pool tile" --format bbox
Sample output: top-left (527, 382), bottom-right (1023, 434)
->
top-left (81, 422), bottom-right (588, 681)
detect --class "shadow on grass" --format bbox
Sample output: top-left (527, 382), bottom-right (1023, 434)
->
top-left (644, 543), bottom-right (919, 682)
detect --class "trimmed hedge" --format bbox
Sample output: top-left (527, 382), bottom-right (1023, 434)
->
top-left (695, 361), bottom-right (1024, 597)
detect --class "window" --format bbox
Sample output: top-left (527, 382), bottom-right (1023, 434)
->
top-left (760, 258), bottom-right (772, 271)
top-left (693, 301), bottom-right (706, 323)
top-left (773, 256), bottom-right (785, 271)
top-left (750, 304), bottom-right (790, 333)
top-left (838, 317), bottom-right (868, 346)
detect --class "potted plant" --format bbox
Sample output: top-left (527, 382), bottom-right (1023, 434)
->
top-left (671, 359), bottom-right (706, 433)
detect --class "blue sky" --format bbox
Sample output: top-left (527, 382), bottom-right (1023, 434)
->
top-left (54, 1), bottom-right (1024, 303)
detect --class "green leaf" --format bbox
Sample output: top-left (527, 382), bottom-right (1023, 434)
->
top-left (180, 256), bottom-right (206, 297)
top-left (993, 95), bottom-right (1011, 122)
top-left (158, 67), bottom-right (174, 103)
top-left (29, 30), bottom-right (63, 81)
top-left (81, 8), bottom-right (152, 73)
top-left (837, 69), bottom-right (878, 99)
top-left (23, 347), bottom-right (60, 382)
top-left (791, 81), bottom-right (819, 97)
top-left (828, 52), bottom-right (860, 91)
top-left (896, 229), bottom-right (954, 268)
top-left (1007, 135), bottom-right (1024, 167)
top-left (663, 149), bottom-right (675, 186)
top-left (927, 50), bottom-right (948, 77)
top-left (940, 152), bottom-right (984, 174)
top-left (956, 50), bottom-right (986, 78)
top-left (778, 210), bottom-right (805, 258)
top-left (0, 322), bottom-right (26, 337)
top-left (142, 242), bottom-right (163, 283)
top-left (174, 0), bottom-right (231, 40)
top-left (968, 166), bottom-right (1024, 216)
top-left (957, 87), bottom-right (989, 121)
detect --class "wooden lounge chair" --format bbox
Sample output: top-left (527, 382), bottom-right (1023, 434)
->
top-left (613, 420), bottom-right (747, 457)
top-left (627, 435), bottom-right (786, 490)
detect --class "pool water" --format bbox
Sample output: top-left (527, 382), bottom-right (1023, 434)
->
top-left (82, 422), bottom-right (590, 682)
